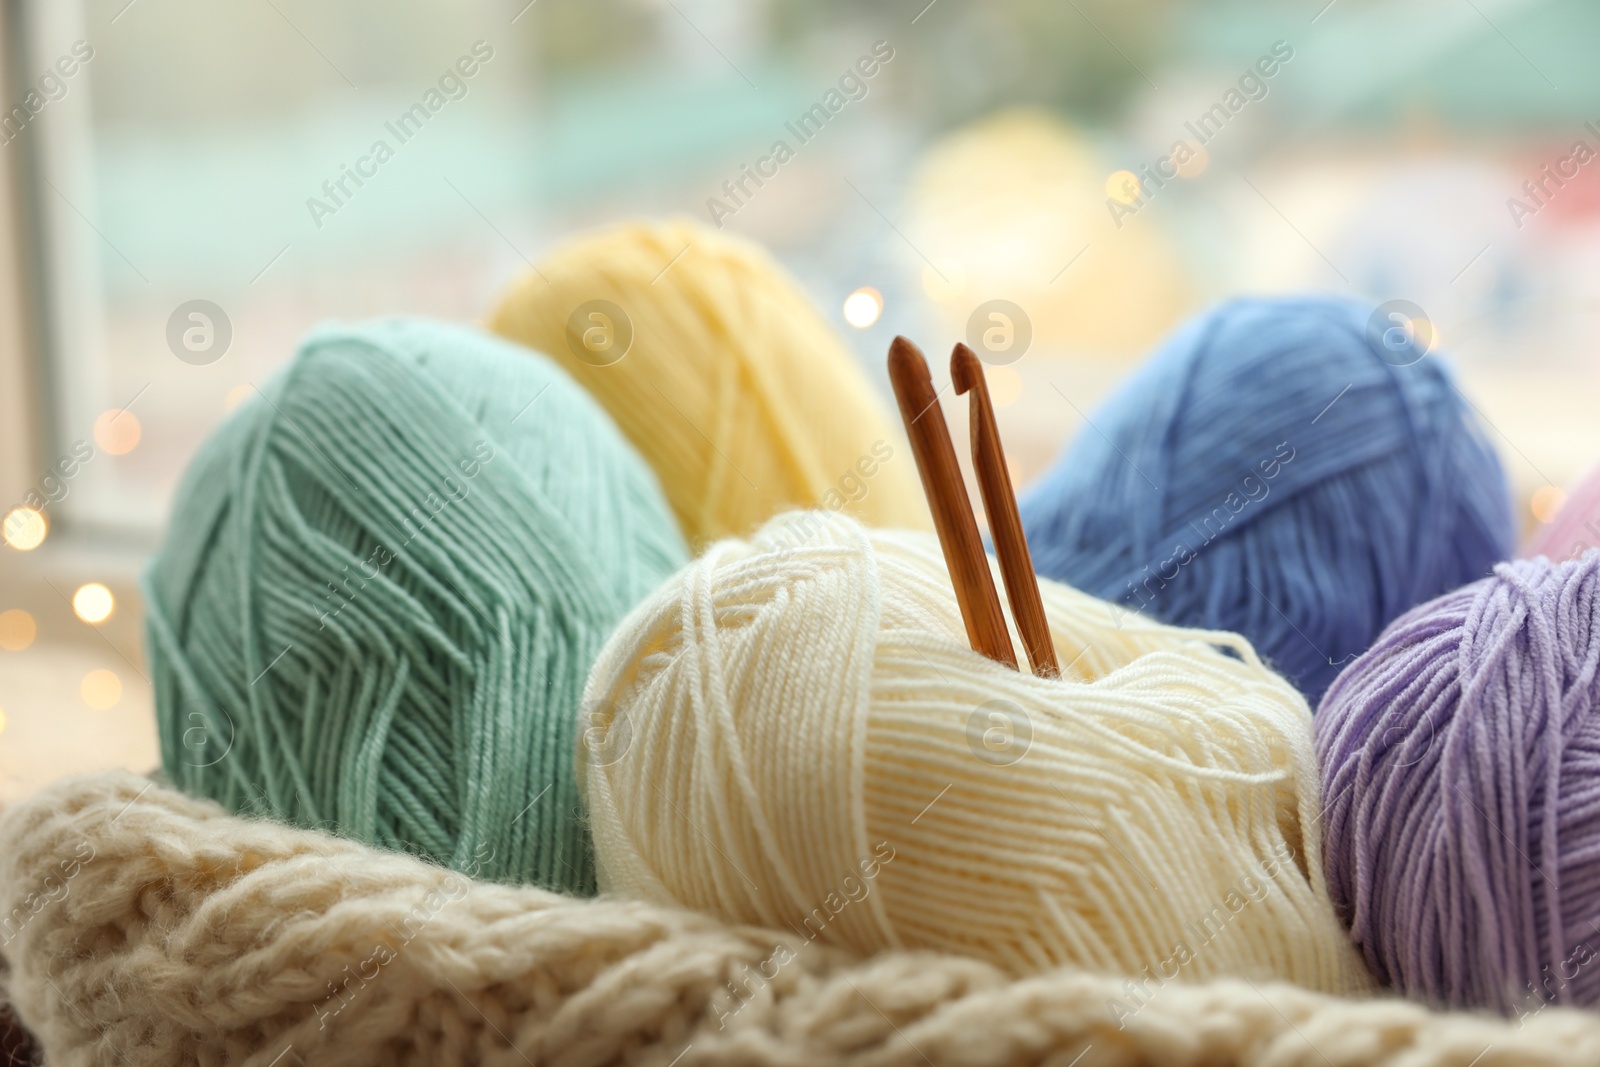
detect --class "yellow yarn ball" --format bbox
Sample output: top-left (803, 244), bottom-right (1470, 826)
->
top-left (488, 219), bottom-right (930, 548)
top-left (583, 511), bottom-right (1375, 995)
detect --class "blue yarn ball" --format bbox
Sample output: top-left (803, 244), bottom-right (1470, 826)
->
top-left (1017, 294), bottom-right (1515, 702)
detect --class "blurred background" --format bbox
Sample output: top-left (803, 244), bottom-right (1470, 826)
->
top-left (2, 0), bottom-right (1598, 800)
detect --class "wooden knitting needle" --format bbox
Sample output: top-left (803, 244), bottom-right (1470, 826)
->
top-left (888, 336), bottom-right (1018, 670)
top-left (951, 343), bottom-right (1060, 679)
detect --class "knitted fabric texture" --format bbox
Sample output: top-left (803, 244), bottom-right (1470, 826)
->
top-left (488, 218), bottom-right (930, 548)
top-left (0, 1001), bottom-right (37, 1067)
top-left (583, 511), bottom-right (1372, 994)
top-left (5, 773), bottom-right (1599, 1067)
top-left (143, 319), bottom-right (686, 893)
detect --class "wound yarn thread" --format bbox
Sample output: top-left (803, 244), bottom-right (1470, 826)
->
top-left (488, 218), bottom-right (930, 548)
top-left (143, 318), bottom-right (686, 892)
top-left (1018, 294), bottom-right (1515, 703)
top-left (1316, 554), bottom-right (1600, 1012)
top-left (582, 510), bottom-right (1374, 994)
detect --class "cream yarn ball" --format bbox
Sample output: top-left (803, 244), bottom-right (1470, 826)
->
top-left (582, 511), bottom-right (1374, 995)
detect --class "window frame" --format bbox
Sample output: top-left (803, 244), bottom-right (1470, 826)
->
top-left (4, 0), bottom-right (160, 550)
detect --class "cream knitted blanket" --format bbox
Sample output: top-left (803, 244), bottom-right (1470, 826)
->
top-left (0, 773), bottom-right (1594, 1067)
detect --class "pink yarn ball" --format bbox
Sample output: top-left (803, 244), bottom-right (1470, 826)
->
top-left (1525, 462), bottom-right (1600, 563)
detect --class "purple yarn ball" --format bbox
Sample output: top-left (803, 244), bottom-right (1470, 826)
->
top-left (1316, 553), bottom-right (1600, 1013)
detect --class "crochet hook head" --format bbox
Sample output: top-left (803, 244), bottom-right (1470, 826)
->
top-left (951, 343), bottom-right (1059, 679)
top-left (888, 336), bottom-right (1017, 670)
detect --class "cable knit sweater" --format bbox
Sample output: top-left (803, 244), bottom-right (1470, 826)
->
top-left (0, 773), bottom-right (1594, 1066)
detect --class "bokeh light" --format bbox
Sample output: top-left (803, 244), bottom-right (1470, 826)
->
top-left (842, 287), bottom-right (883, 328)
top-left (2, 506), bottom-right (47, 551)
top-left (1175, 141), bottom-right (1209, 179)
top-left (80, 669), bottom-right (122, 711)
top-left (1105, 170), bottom-right (1142, 205)
top-left (1531, 485), bottom-right (1568, 524)
top-left (73, 583), bottom-right (115, 625)
top-left (986, 365), bottom-right (1023, 409)
top-left (921, 260), bottom-right (967, 302)
top-left (93, 408), bottom-right (142, 455)
top-left (0, 707), bottom-right (6, 736)
top-left (907, 112), bottom-right (1191, 354)
top-left (224, 383), bottom-right (254, 411)
top-left (0, 609), bottom-right (37, 652)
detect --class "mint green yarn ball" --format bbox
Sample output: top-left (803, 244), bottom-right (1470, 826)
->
top-left (143, 318), bottom-right (687, 892)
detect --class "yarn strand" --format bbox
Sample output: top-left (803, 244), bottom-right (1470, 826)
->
top-left (144, 318), bottom-right (686, 891)
top-left (1318, 553), bottom-right (1600, 1011)
top-left (585, 510), bottom-right (1374, 994)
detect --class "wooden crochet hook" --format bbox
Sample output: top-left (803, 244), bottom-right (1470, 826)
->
top-left (951, 343), bottom-right (1059, 679)
top-left (888, 336), bottom-right (1018, 669)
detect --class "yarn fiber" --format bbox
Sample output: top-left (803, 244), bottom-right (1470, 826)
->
top-left (12, 773), bottom-right (1600, 1067)
top-left (1525, 461), bottom-right (1600, 562)
top-left (1018, 294), bottom-right (1515, 704)
top-left (489, 219), bottom-right (929, 548)
top-left (1317, 554), bottom-right (1600, 1013)
top-left (582, 510), bottom-right (1374, 995)
top-left (143, 318), bottom-right (686, 893)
